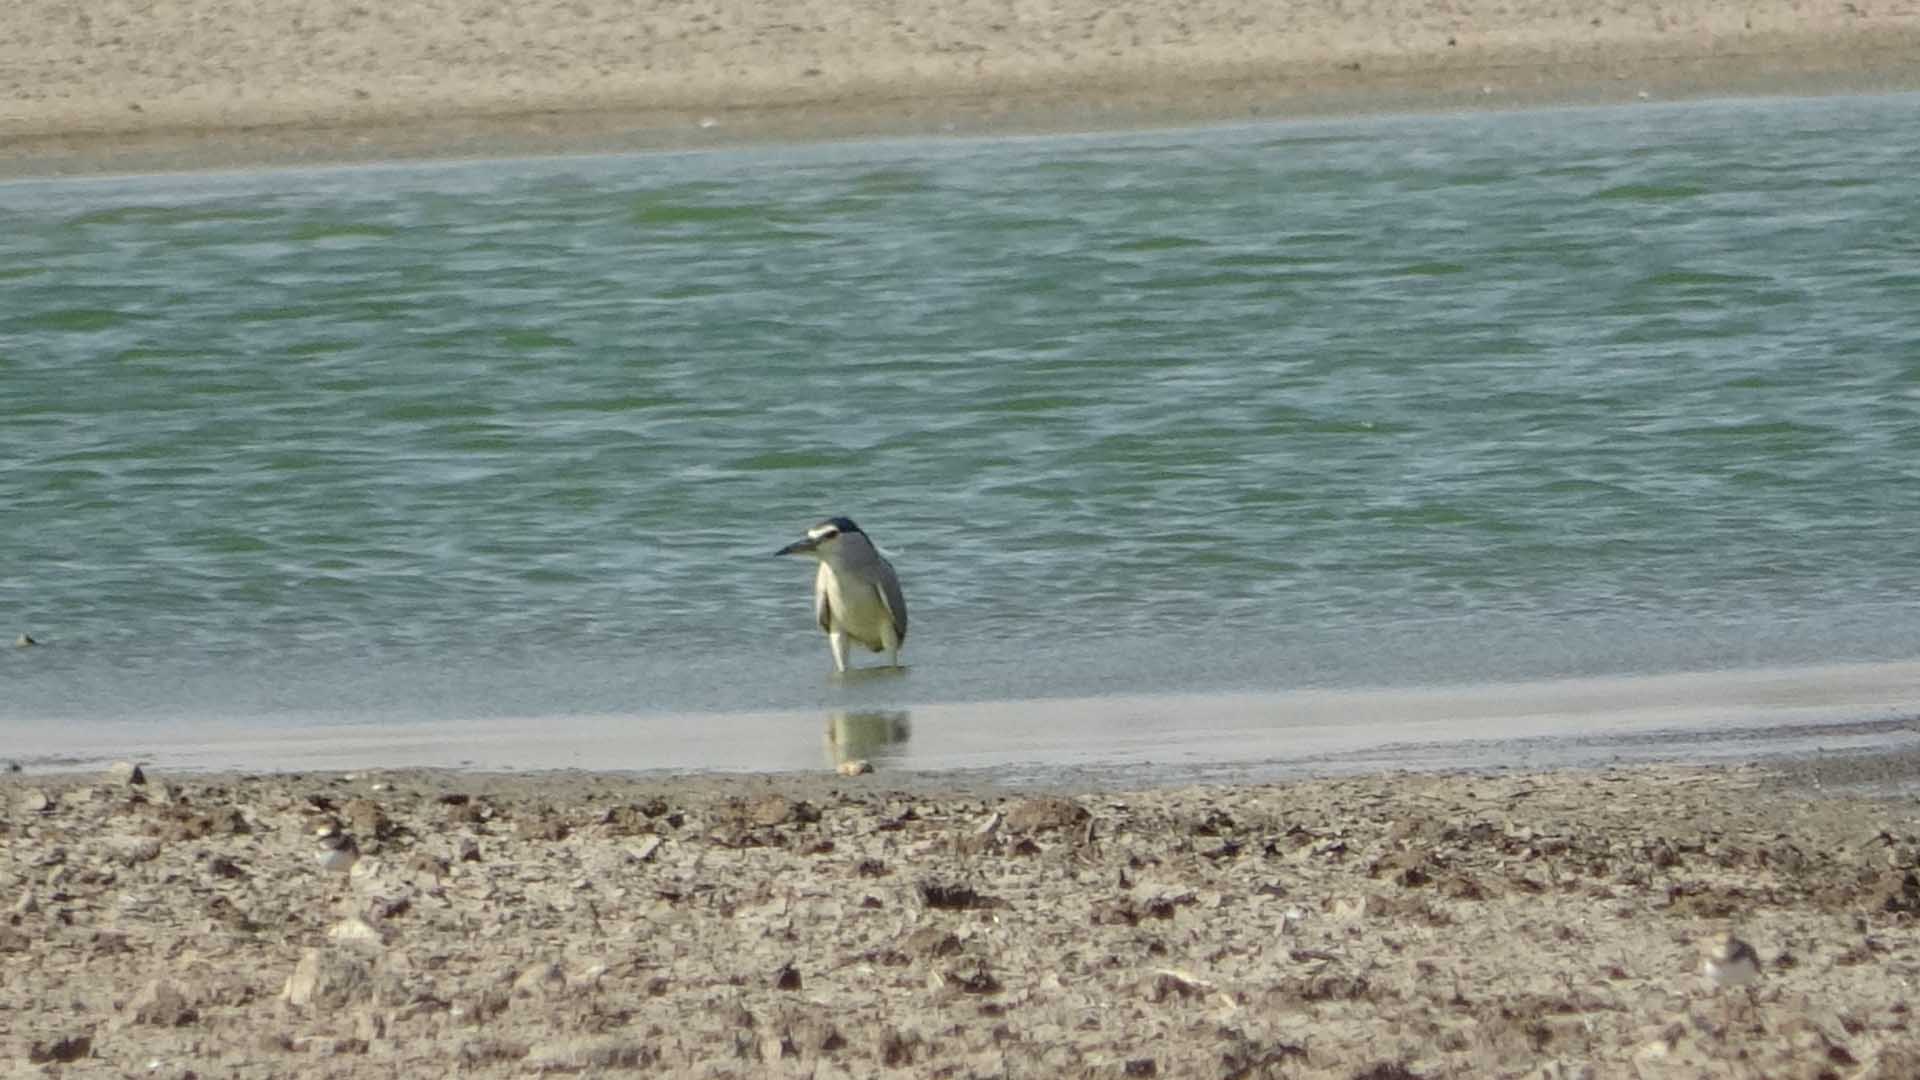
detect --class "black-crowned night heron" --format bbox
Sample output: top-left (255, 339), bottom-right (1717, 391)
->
top-left (775, 517), bottom-right (908, 673)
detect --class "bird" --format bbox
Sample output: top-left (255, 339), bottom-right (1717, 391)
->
top-left (1701, 930), bottom-right (1761, 990)
top-left (314, 821), bottom-right (360, 875)
top-left (776, 517), bottom-right (908, 674)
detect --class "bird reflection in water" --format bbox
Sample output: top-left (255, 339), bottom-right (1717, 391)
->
top-left (825, 710), bottom-right (911, 768)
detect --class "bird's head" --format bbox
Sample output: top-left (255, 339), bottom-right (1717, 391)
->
top-left (1707, 932), bottom-right (1746, 961)
top-left (775, 517), bottom-right (863, 560)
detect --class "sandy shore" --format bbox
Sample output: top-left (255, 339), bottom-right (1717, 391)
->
top-left (6, 758), bottom-right (1919, 1076)
top-left (3, 0), bottom-right (1919, 176)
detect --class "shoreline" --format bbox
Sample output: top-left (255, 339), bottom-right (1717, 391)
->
top-left (6, 757), bottom-right (1919, 1074)
top-left (5, 660), bottom-right (1919, 780)
top-left (4, 20), bottom-right (1919, 179)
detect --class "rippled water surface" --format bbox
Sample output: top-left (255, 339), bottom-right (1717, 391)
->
top-left (3, 94), bottom-right (1918, 766)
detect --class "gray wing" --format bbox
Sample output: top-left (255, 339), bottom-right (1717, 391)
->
top-left (876, 558), bottom-right (908, 645)
top-left (814, 565), bottom-right (833, 634)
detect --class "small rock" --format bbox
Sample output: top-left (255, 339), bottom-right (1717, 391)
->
top-left (347, 855), bottom-right (386, 886)
top-left (743, 794), bottom-right (799, 827)
top-left (1868, 869), bottom-right (1920, 914)
top-left (837, 759), bottom-right (874, 776)
top-left (283, 948), bottom-right (374, 1009)
top-left (452, 988), bottom-right (510, 1025)
top-left (292, 1035), bottom-right (369, 1056)
top-left (27, 1035), bottom-right (89, 1063)
top-left (1131, 882), bottom-right (1198, 914)
top-left (115, 837), bottom-right (163, 865)
top-left (158, 807), bottom-right (249, 843)
top-left (877, 1028), bottom-right (922, 1067)
top-left (404, 852), bottom-right (450, 881)
top-left (19, 788), bottom-right (52, 814)
top-left (774, 962), bottom-right (802, 991)
top-left (14, 890), bottom-right (38, 914)
top-left (342, 799), bottom-right (391, 842)
top-left (1003, 796), bottom-right (1090, 833)
top-left (950, 963), bottom-right (1003, 995)
top-left (515, 813), bottom-right (569, 842)
top-left (368, 894), bottom-right (411, 921)
top-left (919, 880), bottom-right (997, 911)
top-left (106, 761), bottom-right (147, 786)
top-left (327, 916), bottom-right (386, 950)
top-left (513, 960), bottom-right (565, 998)
top-left (902, 927), bottom-right (962, 958)
top-left (123, 978), bottom-right (197, 1027)
top-left (255, 1031), bottom-right (294, 1053)
top-left (456, 1037), bottom-right (529, 1065)
top-left (729, 793), bottom-right (822, 827)
top-left (758, 1030), bottom-right (791, 1061)
top-left (525, 1037), bottom-right (652, 1070)
top-left (1147, 968), bottom-right (1213, 1003)
top-left (1633, 1028), bottom-right (1681, 1064)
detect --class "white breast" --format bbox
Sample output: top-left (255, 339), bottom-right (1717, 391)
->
top-left (818, 563), bottom-right (889, 646)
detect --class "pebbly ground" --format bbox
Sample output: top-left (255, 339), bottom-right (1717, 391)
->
top-left (4, 761), bottom-right (1919, 1077)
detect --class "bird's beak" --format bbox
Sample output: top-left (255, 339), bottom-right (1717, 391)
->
top-left (775, 538), bottom-right (816, 557)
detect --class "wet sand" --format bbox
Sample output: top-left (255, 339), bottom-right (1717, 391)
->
top-left (3, 0), bottom-right (1919, 177)
top-left (8, 662), bottom-right (1919, 784)
top-left (6, 759), bottom-right (1920, 1075)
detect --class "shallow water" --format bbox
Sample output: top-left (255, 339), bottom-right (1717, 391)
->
top-left (3, 94), bottom-right (1917, 771)
top-left (7, 663), bottom-right (1916, 781)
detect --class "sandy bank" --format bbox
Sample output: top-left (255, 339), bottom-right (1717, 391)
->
top-left (5, 759), bottom-right (1919, 1075)
top-left (2, 0), bottom-right (1918, 176)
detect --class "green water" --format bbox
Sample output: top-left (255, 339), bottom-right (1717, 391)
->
top-left (3, 94), bottom-right (1917, 763)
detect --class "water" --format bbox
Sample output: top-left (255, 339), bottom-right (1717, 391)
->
top-left (3, 94), bottom-right (1918, 774)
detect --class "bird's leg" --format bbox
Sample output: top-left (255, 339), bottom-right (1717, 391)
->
top-left (880, 622), bottom-right (902, 669)
top-left (828, 630), bottom-right (850, 674)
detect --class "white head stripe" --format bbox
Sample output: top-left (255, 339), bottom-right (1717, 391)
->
top-left (807, 524), bottom-right (840, 541)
